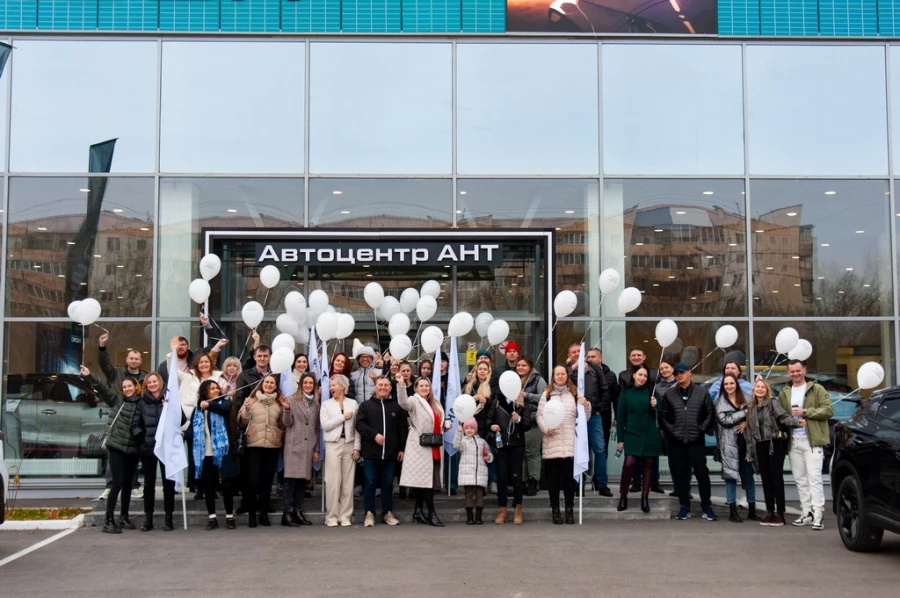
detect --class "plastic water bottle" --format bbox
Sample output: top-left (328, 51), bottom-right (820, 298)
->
top-left (615, 446), bottom-right (623, 459)
top-left (495, 430), bottom-right (504, 449)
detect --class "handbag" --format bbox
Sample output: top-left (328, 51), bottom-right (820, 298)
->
top-left (99, 402), bottom-right (127, 451)
top-left (419, 433), bottom-right (444, 447)
top-left (233, 410), bottom-right (251, 457)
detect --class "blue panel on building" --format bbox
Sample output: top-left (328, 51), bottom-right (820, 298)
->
top-left (402, 0), bottom-right (462, 32)
top-left (0, 0), bottom-right (38, 30)
top-left (342, 0), bottom-right (402, 32)
top-left (878, 0), bottom-right (900, 35)
top-left (820, 0), bottom-right (878, 36)
top-left (461, 0), bottom-right (504, 32)
top-left (718, 0), bottom-right (761, 35)
top-left (760, 0), bottom-right (819, 36)
top-left (282, 0), bottom-right (341, 31)
top-left (37, 0), bottom-right (98, 31)
top-left (221, 0), bottom-right (281, 32)
top-left (98, 0), bottom-right (160, 31)
top-left (159, 0), bottom-right (220, 31)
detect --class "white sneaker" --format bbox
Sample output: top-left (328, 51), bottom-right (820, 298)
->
top-left (811, 515), bottom-right (824, 531)
top-left (98, 488), bottom-right (110, 500)
top-left (340, 518), bottom-right (352, 527)
top-left (489, 483), bottom-right (498, 494)
top-left (792, 512), bottom-right (813, 527)
top-left (375, 488), bottom-right (381, 497)
top-left (364, 512), bottom-right (375, 527)
top-left (131, 487), bottom-right (143, 499)
top-left (325, 519), bottom-right (339, 527)
top-left (383, 511), bottom-right (400, 526)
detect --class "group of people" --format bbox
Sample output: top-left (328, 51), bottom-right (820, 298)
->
top-left (87, 319), bottom-right (834, 532)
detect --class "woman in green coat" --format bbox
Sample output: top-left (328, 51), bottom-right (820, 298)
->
top-left (615, 364), bottom-right (662, 513)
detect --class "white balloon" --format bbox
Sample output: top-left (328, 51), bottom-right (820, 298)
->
top-left (188, 278), bottom-right (211, 304)
top-left (421, 326), bottom-right (444, 354)
top-left (389, 335), bottom-right (413, 360)
top-left (553, 290), bottom-right (578, 319)
top-left (448, 312), bottom-right (474, 337)
top-left (78, 298), bottom-right (102, 326)
top-left (272, 333), bottom-right (296, 353)
top-left (857, 361), bottom-right (885, 390)
top-left (389, 313), bottom-right (411, 338)
top-left (499, 370), bottom-right (521, 403)
top-left (617, 287), bottom-right (642, 314)
top-left (242, 301), bottom-right (264, 330)
top-left (542, 399), bottom-right (565, 429)
top-left (270, 347), bottom-right (294, 374)
top-left (416, 296), bottom-right (437, 323)
top-left (199, 254), bottom-right (221, 281)
top-left (336, 313), bottom-right (355, 340)
top-left (715, 325), bottom-right (739, 350)
top-left (259, 265), bottom-right (281, 289)
top-left (364, 282), bottom-right (385, 310)
top-left (421, 280), bottom-right (441, 299)
top-left (775, 327), bottom-right (800, 354)
top-left (305, 310), bottom-right (317, 330)
top-left (379, 296), bottom-right (402, 322)
top-left (276, 313), bottom-right (300, 337)
top-left (787, 339), bottom-right (813, 362)
top-left (452, 394), bottom-right (477, 422)
top-left (67, 300), bottom-right (82, 322)
top-left (400, 288), bottom-right (420, 314)
top-left (655, 319), bottom-right (678, 348)
top-left (599, 268), bottom-right (621, 295)
top-left (293, 326), bottom-right (310, 345)
top-left (487, 319), bottom-right (510, 346)
top-left (284, 291), bottom-right (307, 319)
top-left (316, 312), bottom-right (338, 341)
top-left (308, 290), bottom-right (329, 316)
top-left (327, 305), bottom-right (336, 313)
top-left (474, 312), bottom-right (494, 338)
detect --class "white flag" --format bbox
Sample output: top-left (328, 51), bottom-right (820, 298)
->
top-left (573, 403), bottom-right (590, 483)
top-left (308, 326), bottom-right (326, 471)
top-left (443, 337), bottom-right (461, 456)
top-left (577, 341), bottom-right (586, 398)
top-left (154, 351), bottom-right (189, 491)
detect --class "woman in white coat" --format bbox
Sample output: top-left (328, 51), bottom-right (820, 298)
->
top-left (319, 374), bottom-right (360, 527)
top-left (396, 373), bottom-right (450, 527)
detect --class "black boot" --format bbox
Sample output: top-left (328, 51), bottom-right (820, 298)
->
top-left (413, 507), bottom-right (427, 524)
top-left (226, 517), bottom-right (237, 530)
top-left (163, 512), bottom-right (174, 531)
top-left (565, 506), bottom-right (575, 524)
top-left (205, 517), bottom-right (219, 530)
top-left (248, 512), bottom-right (258, 528)
top-left (641, 494), bottom-right (650, 513)
top-left (729, 503), bottom-right (743, 523)
top-left (140, 513), bottom-right (153, 532)
top-left (524, 479), bottom-right (538, 497)
top-left (428, 511), bottom-right (445, 527)
top-left (259, 512), bottom-right (272, 527)
top-left (118, 515), bottom-right (136, 530)
top-left (617, 496), bottom-right (628, 511)
top-left (102, 518), bottom-right (122, 534)
top-left (475, 507), bottom-right (484, 525)
top-left (552, 506), bottom-right (563, 525)
top-left (466, 507), bottom-right (475, 525)
top-left (746, 502), bottom-right (761, 521)
top-left (399, 487), bottom-right (407, 499)
top-left (282, 512), bottom-right (300, 527)
top-left (295, 511), bottom-right (313, 526)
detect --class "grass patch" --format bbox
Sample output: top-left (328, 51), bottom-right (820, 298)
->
top-left (5, 507), bottom-right (91, 521)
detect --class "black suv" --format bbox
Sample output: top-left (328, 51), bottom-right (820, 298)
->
top-left (831, 387), bottom-right (900, 551)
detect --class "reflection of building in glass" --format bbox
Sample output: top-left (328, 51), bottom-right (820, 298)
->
top-left (751, 205), bottom-right (813, 307)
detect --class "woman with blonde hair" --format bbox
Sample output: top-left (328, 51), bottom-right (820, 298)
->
top-left (319, 374), bottom-right (359, 527)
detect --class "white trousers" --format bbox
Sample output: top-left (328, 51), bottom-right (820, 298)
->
top-left (789, 436), bottom-right (825, 518)
top-left (324, 440), bottom-right (356, 524)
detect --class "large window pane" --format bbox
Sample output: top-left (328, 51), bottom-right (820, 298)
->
top-left (309, 178), bottom-right (452, 228)
top-left (309, 42), bottom-right (452, 174)
top-left (602, 44), bottom-right (744, 175)
top-left (457, 43), bottom-right (599, 175)
top-left (603, 179), bottom-right (748, 317)
top-left (746, 45), bottom-right (888, 175)
top-left (10, 41), bottom-right (157, 172)
top-left (158, 178), bottom-right (304, 317)
top-left (1, 38), bottom-right (8, 170)
top-left (889, 46), bottom-right (900, 175)
top-left (750, 180), bottom-right (892, 317)
top-left (2, 321), bottom-right (150, 480)
top-left (160, 41), bottom-right (305, 174)
top-left (6, 177), bottom-right (155, 317)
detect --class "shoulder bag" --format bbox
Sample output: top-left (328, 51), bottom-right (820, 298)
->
top-left (99, 401), bottom-right (127, 451)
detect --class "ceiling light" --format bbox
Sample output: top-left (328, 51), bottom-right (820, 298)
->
top-left (57, 274), bottom-right (65, 278)
top-left (511, 283), bottom-right (518, 287)
top-left (855, 230), bottom-right (864, 234)
top-left (564, 210), bottom-right (575, 214)
top-left (117, 296), bottom-right (123, 299)
top-left (786, 212), bottom-right (797, 217)
top-left (135, 274), bottom-right (142, 277)
top-left (792, 256), bottom-right (800, 259)
top-left (33, 265), bottom-right (41, 268)
top-left (668, 275), bottom-right (675, 279)
top-left (794, 284), bottom-right (800, 287)
top-left (93, 254), bottom-right (101, 258)
top-left (755, 229), bottom-right (765, 233)
top-left (113, 209), bottom-right (123, 213)
top-left (116, 265), bottom-right (124, 268)
top-left (517, 275), bottom-right (524, 278)
top-left (227, 209), bottom-right (238, 213)
top-left (846, 267), bottom-right (854, 271)
top-left (864, 284), bottom-right (871, 288)
top-left (702, 191), bottom-right (714, 195)
top-left (654, 229), bottom-right (664, 233)
top-left (821, 243), bottom-right (829, 247)
top-left (362, 265), bottom-right (370, 268)
top-left (366, 274), bottom-right (373, 277)
top-left (675, 211), bottom-right (686, 215)
top-left (706, 255), bottom-right (714, 259)
top-left (459, 191), bottom-right (467, 195)
top-left (67, 241), bottom-right (76, 245)
top-left (444, 265), bottom-right (450, 268)
top-left (37, 227), bottom-right (47, 231)
top-left (653, 283), bottom-right (659, 287)
top-left (635, 242), bottom-right (644, 246)
top-left (640, 290), bottom-right (646, 294)
top-left (332, 190), bottom-right (342, 195)
top-left (691, 296), bottom-right (697, 300)
top-left (441, 274), bottom-right (448, 278)
top-left (816, 297), bottom-right (823, 300)
top-left (555, 227), bottom-right (561, 231)
top-left (817, 276), bottom-right (825, 280)
top-left (140, 227), bottom-right (150, 231)
top-left (728, 243), bottom-right (737, 247)
top-left (772, 290), bottom-right (779, 294)
top-left (824, 191), bottom-right (836, 195)
top-left (340, 210), bottom-right (350, 214)
top-left (456, 210), bottom-right (463, 214)
top-left (838, 290), bottom-right (845, 294)
top-left (766, 266), bottom-right (774, 270)
top-left (686, 266), bottom-right (694, 270)
top-left (80, 282), bottom-right (87, 286)
top-left (723, 283), bottom-right (730, 286)
top-left (79, 188), bottom-right (90, 193)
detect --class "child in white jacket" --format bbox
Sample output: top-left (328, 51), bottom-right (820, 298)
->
top-left (453, 418), bottom-right (493, 525)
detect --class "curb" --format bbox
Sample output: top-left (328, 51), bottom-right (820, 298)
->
top-left (1, 514), bottom-right (86, 531)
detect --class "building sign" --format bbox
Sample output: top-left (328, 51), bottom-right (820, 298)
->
top-left (508, 0), bottom-right (717, 35)
top-left (256, 241), bottom-right (503, 267)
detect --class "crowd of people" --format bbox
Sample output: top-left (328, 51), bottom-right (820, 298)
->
top-left (87, 319), bottom-right (834, 533)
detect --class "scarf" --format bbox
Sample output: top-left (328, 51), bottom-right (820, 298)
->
top-left (552, 384), bottom-right (569, 396)
top-left (192, 407), bottom-right (229, 479)
top-left (256, 391), bottom-right (277, 405)
top-left (302, 392), bottom-right (315, 407)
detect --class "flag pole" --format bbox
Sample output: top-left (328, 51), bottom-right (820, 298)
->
top-left (182, 474), bottom-right (188, 530)
top-left (579, 475), bottom-right (583, 525)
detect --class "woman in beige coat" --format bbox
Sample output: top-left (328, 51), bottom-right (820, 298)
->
top-left (538, 365), bottom-right (591, 525)
top-left (237, 374), bottom-right (285, 528)
top-left (319, 374), bottom-right (360, 527)
top-left (397, 373), bottom-right (450, 527)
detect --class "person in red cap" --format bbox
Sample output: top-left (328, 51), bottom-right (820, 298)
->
top-left (495, 342), bottom-right (520, 374)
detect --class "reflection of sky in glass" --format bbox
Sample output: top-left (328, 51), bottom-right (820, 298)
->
top-left (457, 179), bottom-right (597, 227)
top-left (602, 44), bottom-right (744, 175)
top-left (457, 44), bottom-right (599, 175)
top-left (10, 41), bottom-right (157, 173)
top-left (309, 42), bottom-right (452, 175)
top-left (161, 41), bottom-right (305, 174)
top-left (889, 46), bottom-right (900, 175)
top-left (1, 38), bottom-right (7, 170)
top-left (309, 179), bottom-right (452, 227)
top-left (747, 45), bottom-right (888, 175)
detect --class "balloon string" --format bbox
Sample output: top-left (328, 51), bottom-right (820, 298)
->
top-left (579, 295), bottom-right (606, 345)
top-left (374, 309), bottom-right (380, 349)
top-left (81, 324), bottom-right (86, 366)
top-left (92, 323), bottom-right (110, 334)
top-left (263, 288), bottom-right (270, 308)
top-left (237, 332), bottom-right (253, 363)
top-left (831, 388), bottom-right (861, 407)
top-left (764, 353), bottom-right (781, 381)
top-left (690, 348), bottom-right (720, 372)
top-left (534, 318), bottom-right (559, 371)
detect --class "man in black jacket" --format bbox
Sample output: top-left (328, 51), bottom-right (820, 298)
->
top-left (661, 363), bottom-right (717, 521)
top-left (587, 348), bottom-right (621, 496)
top-left (98, 333), bottom-right (147, 389)
top-left (618, 346), bottom-right (659, 390)
top-left (356, 376), bottom-right (408, 527)
top-left (566, 343), bottom-right (612, 496)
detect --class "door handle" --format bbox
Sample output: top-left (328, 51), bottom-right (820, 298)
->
top-left (41, 409), bottom-right (57, 415)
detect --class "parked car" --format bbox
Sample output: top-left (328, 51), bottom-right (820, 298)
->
top-left (831, 386), bottom-right (900, 551)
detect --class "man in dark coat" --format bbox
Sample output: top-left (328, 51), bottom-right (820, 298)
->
top-left (587, 347), bottom-right (621, 496)
top-left (566, 343), bottom-right (612, 496)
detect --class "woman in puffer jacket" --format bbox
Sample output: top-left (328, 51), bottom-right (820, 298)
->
top-left (487, 377), bottom-right (537, 525)
top-left (238, 374), bottom-right (286, 528)
top-left (538, 365), bottom-right (591, 525)
top-left (518, 357), bottom-right (547, 497)
top-left (715, 373), bottom-right (759, 523)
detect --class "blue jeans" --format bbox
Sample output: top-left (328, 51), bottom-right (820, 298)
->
top-left (725, 460), bottom-right (757, 504)
top-left (587, 415), bottom-right (608, 487)
top-left (363, 459), bottom-right (396, 516)
top-left (443, 448), bottom-right (459, 490)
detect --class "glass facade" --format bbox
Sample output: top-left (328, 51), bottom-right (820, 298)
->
top-left (2, 37), bottom-right (899, 485)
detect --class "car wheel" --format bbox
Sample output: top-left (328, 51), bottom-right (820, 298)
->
top-left (837, 475), bottom-right (884, 552)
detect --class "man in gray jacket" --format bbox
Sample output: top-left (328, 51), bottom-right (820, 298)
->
top-left (350, 347), bottom-right (378, 402)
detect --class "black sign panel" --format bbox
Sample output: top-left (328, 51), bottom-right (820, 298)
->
top-left (256, 241), bottom-right (504, 267)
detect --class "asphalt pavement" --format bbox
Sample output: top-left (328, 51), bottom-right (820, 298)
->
top-left (1, 512), bottom-right (899, 597)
